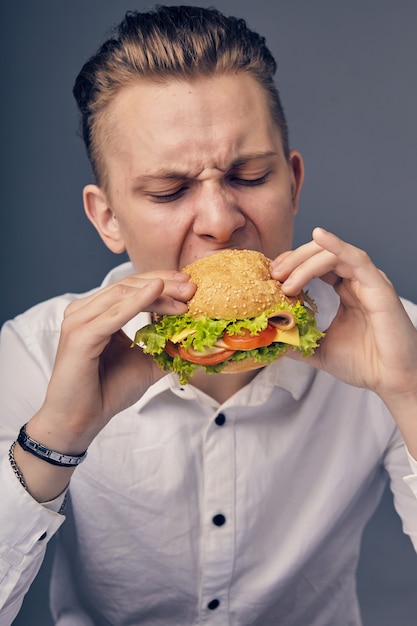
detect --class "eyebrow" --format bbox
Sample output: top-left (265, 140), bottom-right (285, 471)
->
top-left (133, 151), bottom-right (278, 182)
top-left (229, 150), bottom-right (278, 169)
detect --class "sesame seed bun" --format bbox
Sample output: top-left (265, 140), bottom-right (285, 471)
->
top-left (182, 249), bottom-right (297, 320)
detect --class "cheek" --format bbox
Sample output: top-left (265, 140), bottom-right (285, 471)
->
top-left (254, 190), bottom-right (295, 229)
top-left (118, 210), bottom-right (192, 272)
top-left (254, 196), bottom-right (295, 257)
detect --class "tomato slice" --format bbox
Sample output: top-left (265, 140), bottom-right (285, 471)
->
top-left (164, 341), bottom-right (179, 358)
top-left (221, 325), bottom-right (276, 350)
top-left (177, 344), bottom-right (235, 365)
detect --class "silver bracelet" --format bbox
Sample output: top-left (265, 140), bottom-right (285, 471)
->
top-left (17, 423), bottom-right (88, 467)
top-left (9, 441), bottom-right (27, 490)
top-left (9, 439), bottom-right (68, 514)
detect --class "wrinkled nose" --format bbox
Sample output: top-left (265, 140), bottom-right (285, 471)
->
top-left (192, 183), bottom-right (246, 242)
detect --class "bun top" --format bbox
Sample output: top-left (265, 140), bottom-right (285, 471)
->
top-left (182, 249), bottom-right (297, 319)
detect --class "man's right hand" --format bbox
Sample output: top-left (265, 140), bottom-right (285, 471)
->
top-left (13, 271), bottom-right (196, 502)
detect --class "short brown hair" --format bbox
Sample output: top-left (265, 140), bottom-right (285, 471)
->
top-left (73, 5), bottom-right (289, 187)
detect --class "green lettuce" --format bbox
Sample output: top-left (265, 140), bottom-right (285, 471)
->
top-left (132, 300), bottom-right (324, 385)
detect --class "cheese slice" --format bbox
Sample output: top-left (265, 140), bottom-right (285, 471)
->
top-left (170, 328), bottom-right (196, 344)
top-left (273, 325), bottom-right (300, 346)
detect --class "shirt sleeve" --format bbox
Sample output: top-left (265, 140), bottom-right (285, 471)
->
top-left (383, 428), bottom-right (417, 552)
top-left (0, 455), bottom-right (66, 623)
top-left (402, 448), bottom-right (417, 500)
top-left (0, 310), bottom-right (66, 623)
top-left (390, 298), bottom-right (417, 548)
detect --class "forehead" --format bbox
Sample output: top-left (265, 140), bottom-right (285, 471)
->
top-left (100, 74), bottom-right (283, 182)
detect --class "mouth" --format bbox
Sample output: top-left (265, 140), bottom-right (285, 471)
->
top-left (184, 245), bottom-right (263, 266)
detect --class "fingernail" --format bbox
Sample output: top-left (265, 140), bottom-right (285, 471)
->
top-left (174, 271), bottom-right (188, 281)
top-left (178, 280), bottom-right (194, 293)
top-left (270, 263), bottom-right (286, 280)
top-left (172, 299), bottom-right (188, 311)
top-left (282, 276), bottom-right (294, 289)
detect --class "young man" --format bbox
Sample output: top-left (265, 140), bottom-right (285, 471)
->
top-left (1, 6), bottom-right (417, 625)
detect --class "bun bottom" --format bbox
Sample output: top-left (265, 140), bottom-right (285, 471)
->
top-left (220, 350), bottom-right (289, 374)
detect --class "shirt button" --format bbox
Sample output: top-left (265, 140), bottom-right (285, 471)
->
top-left (207, 598), bottom-right (220, 610)
top-left (214, 413), bottom-right (226, 426)
top-left (212, 513), bottom-right (226, 526)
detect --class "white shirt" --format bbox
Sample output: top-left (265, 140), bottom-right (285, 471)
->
top-left (1, 263), bottom-right (417, 626)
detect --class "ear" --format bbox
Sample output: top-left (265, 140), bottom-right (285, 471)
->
top-left (83, 184), bottom-right (126, 254)
top-left (288, 150), bottom-right (304, 215)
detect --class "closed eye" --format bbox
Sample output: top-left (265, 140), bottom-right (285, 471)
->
top-left (148, 187), bottom-right (189, 203)
top-left (230, 173), bottom-right (270, 187)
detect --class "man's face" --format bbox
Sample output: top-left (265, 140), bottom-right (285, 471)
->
top-left (85, 73), bottom-right (303, 272)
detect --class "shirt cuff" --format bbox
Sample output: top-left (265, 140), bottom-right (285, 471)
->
top-left (403, 446), bottom-right (417, 497)
top-left (405, 446), bottom-right (417, 472)
top-left (0, 454), bottom-right (66, 550)
top-left (41, 490), bottom-right (68, 514)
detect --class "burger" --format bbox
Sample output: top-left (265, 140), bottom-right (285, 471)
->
top-left (132, 249), bottom-right (324, 384)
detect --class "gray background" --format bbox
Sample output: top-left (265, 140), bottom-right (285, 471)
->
top-left (1, 1), bottom-right (416, 624)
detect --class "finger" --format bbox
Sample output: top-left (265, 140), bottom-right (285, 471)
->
top-left (66, 274), bottom-right (196, 319)
top-left (272, 228), bottom-right (388, 296)
top-left (311, 228), bottom-right (393, 289)
top-left (271, 239), bottom-right (338, 295)
top-left (270, 240), bottom-right (324, 283)
top-left (279, 250), bottom-right (343, 295)
top-left (272, 239), bottom-right (322, 268)
top-left (63, 279), bottom-right (166, 350)
top-left (272, 228), bottom-right (375, 283)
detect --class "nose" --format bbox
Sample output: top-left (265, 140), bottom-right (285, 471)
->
top-left (192, 183), bottom-right (246, 242)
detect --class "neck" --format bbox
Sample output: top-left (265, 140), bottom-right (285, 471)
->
top-left (190, 368), bottom-right (260, 404)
